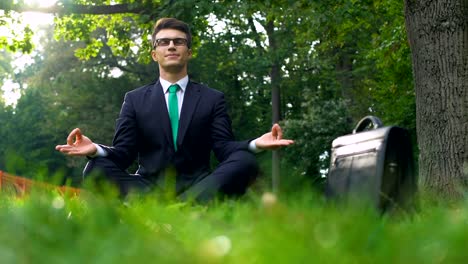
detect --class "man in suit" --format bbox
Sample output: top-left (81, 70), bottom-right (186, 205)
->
top-left (56, 18), bottom-right (294, 202)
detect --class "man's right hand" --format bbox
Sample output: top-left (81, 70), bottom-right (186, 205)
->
top-left (55, 128), bottom-right (97, 156)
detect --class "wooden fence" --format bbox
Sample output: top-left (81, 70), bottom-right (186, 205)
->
top-left (0, 170), bottom-right (80, 197)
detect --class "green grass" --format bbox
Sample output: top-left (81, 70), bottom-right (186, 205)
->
top-left (0, 188), bottom-right (467, 264)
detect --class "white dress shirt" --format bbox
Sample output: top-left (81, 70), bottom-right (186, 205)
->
top-left (159, 76), bottom-right (188, 114)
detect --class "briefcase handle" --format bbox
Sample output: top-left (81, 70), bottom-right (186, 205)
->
top-left (353, 116), bottom-right (383, 134)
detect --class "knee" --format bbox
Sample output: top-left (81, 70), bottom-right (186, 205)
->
top-left (217, 150), bottom-right (258, 196)
top-left (230, 150), bottom-right (259, 176)
top-left (83, 157), bottom-right (99, 177)
top-left (228, 150), bottom-right (259, 179)
top-left (82, 157), bottom-right (114, 178)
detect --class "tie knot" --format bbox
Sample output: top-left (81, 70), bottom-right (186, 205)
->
top-left (169, 84), bottom-right (179, 93)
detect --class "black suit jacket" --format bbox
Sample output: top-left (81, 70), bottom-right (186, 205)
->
top-left (101, 80), bottom-right (249, 184)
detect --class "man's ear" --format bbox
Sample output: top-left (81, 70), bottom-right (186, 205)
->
top-left (151, 50), bottom-right (158, 62)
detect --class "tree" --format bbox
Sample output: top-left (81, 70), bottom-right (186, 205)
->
top-left (0, 50), bottom-right (13, 103)
top-left (404, 0), bottom-right (467, 198)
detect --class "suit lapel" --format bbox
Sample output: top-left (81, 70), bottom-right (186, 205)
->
top-left (178, 81), bottom-right (201, 147)
top-left (151, 81), bottom-right (173, 148)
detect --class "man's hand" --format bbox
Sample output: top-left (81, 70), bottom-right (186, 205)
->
top-left (255, 123), bottom-right (294, 150)
top-left (55, 128), bottom-right (97, 156)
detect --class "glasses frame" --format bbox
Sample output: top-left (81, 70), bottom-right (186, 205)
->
top-left (153, 38), bottom-right (188, 48)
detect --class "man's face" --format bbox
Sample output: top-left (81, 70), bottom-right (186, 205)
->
top-left (151, 29), bottom-right (192, 73)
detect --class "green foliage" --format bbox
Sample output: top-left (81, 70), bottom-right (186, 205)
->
top-left (0, 16), bottom-right (34, 53)
top-left (55, 12), bottom-right (154, 63)
top-left (282, 98), bottom-right (351, 184)
top-left (0, 189), bottom-right (467, 263)
top-left (0, 87), bottom-right (69, 179)
top-left (305, 0), bottom-right (414, 123)
top-left (363, 1), bottom-right (416, 131)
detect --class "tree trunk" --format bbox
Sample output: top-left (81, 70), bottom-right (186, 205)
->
top-left (404, 0), bottom-right (467, 198)
top-left (266, 19), bottom-right (282, 193)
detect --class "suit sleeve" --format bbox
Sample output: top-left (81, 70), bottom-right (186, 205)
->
top-left (210, 93), bottom-right (249, 162)
top-left (100, 92), bottom-right (139, 169)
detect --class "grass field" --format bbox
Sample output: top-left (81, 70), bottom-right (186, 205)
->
top-left (0, 185), bottom-right (467, 264)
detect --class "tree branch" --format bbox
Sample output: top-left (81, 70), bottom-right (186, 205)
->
top-left (247, 17), bottom-right (265, 53)
top-left (1, 3), bottom-right (147, 15)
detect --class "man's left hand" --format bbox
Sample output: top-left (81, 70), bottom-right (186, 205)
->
top-left (255, 123), bottom-right (294, 150)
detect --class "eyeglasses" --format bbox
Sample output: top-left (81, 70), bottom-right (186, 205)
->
top-left (154, 38), bottom-right (188, 48)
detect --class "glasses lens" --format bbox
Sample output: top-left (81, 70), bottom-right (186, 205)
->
top-left (156, 39), bottom-right (170, 46)
top-left (155, 38), bottom-right (187, 47)
top-left (173, 38), bottom-right (187, 46)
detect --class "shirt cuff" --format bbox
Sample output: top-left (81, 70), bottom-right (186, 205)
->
top-left (89, 143), bottom-right (108, 158)
top-left (248, 138), bottom-right (263, 153)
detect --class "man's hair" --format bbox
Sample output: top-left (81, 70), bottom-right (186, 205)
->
top-left (151, 18), bottom-right (192, 49)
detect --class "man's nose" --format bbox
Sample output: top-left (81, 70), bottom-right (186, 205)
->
top-left (168, 40), bottom-right (177, 49)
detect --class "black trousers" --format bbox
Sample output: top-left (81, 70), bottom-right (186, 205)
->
top-left (82, 150), bottom-right (259, 202)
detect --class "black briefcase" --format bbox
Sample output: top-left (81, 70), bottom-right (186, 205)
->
top-left (325, 116), bottom-right (417, 212)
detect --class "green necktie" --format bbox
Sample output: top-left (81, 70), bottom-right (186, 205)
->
top-left (168, 84), bottom-right (179, 150)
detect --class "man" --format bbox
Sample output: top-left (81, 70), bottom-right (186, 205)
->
top-left (56, 18), bottom-right (294, 202)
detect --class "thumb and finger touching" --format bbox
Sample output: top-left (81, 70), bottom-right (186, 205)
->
top-left (67, 128), bottom-right (82, 145)
top-left (271, 123), bottom-right (283, 140)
